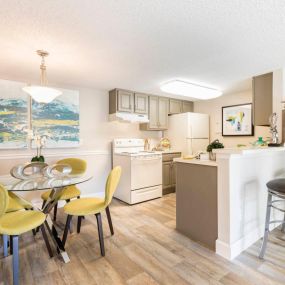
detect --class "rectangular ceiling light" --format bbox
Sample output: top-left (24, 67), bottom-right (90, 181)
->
top-left (160, 80), bottom-right (222, 100)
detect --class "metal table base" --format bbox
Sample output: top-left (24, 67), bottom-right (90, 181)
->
top-left (41, 186), bottom-right (71, 263)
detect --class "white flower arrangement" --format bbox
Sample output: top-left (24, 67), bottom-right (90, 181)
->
top-left (27, 129), bottom-right (48, 162)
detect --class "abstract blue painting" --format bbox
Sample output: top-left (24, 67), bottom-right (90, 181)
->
top-left (32, 88), bottom-right (80, 148)
top-left (0, 80), bottom-right (28, 148)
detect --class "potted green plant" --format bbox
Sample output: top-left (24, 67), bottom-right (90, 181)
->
top-left (207, 139), bottom-right (224, 161)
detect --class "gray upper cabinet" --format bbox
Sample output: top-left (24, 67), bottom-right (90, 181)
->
top-left (140, 96), bottom-right (169, 130)
top-left (182, 101), bottom-right (193, 113)
top-left (109, 89), bottom-right (134, 113)
top-left (134, 93), bottom-right (148, 114)
top-left (148, 96), bottom-right (159, 129)
top-left (169, 99), bottom-right (182, 114)
top-left (169, 99), bottom-right (193, 114)
top-left (253, 72), bottom-right (273, 126)
top-left (117, 89), bottom-right (134, 112)
top-left (110, 88), bottom-right (193, 131)
top-left (158, 97), bottom-right (169, 129)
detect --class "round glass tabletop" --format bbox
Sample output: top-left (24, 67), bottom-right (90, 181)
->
top-left (0, 174), bottom-right (93, 191)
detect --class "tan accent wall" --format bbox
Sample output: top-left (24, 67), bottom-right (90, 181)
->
top-left (194, 90), bottom-right (270, 147)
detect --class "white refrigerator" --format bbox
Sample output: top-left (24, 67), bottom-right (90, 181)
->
top-left (164, 112), bottom-right (209, 156)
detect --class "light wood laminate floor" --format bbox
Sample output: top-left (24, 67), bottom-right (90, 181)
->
top-left (1, 193), bottom-right (285, 285)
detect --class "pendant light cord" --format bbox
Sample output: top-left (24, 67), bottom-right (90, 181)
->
top-left (37, 50), bottom-right (49, 86)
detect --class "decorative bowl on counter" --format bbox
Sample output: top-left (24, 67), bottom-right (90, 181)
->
top-left (160, 137), bottom-right (171, 149)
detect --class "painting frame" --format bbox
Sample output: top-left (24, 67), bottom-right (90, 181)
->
top-left (222, 103), bottom-right (254, 136)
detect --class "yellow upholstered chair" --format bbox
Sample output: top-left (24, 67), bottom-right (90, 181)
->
top-left (0, 185), bottom-right (52, 285)
top-left (5, 192), bottom-right (36, 241)
top-left (62, 166), bottom-right (122, 256)
top-left (41, 158), bottom-right (87, 221)
top-left (7, 192), bottom-right (33, 213)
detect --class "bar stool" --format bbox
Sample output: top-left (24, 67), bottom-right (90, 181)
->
top-left (259, 178), bottom-right (285, 259)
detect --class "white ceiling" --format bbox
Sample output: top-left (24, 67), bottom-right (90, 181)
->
top-left (0, 0), bottom-right (285, 99)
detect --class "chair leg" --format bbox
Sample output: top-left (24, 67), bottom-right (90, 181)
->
top-left (259, 192), bottom-right (272, 259)
top-left (105, 206), bottom-right (114, 235)
top-left (77, 196), bottom-right (85, 220)
top-left (95, 213), bottom-right (105, 256)
top-left (40, 224), bottom-right (53, 258)
top-left (65, 199), bottom-right (73, 233)
top-left (35, 200), bottom-right (48, 234)
top-left (3, 234), bottom-right (8, 257)
top-left (10, 236), bottom-right (13, 255)
top-left (62, 215), bottom-right (73, 247)
top-left (53, 202), bottom-right (58, 222)
top-left (41, 200), bottom-right (47, 210)
top-left (12, 236), bottom-right (19, 285)
top-left (77, 216), bottom-right (82, 233)
top-left (282, 212), bottom-right (285, 232)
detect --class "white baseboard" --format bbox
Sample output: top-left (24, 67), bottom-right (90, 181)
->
top-left (216, 223), bottom-right (280, 260)
top-left (216, 228), bottom-right (262, 260)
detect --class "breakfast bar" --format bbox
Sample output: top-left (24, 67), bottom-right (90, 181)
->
top-left (175, 147), bottom-right (285, 260)
top-left (175, 158), bottom-right (218, 249)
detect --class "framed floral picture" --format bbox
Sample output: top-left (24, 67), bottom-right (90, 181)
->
top-left (222, 103), bottom-right (254, 136)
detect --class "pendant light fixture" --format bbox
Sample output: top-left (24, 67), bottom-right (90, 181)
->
top-left (23, 50), bottom-right (62, 103)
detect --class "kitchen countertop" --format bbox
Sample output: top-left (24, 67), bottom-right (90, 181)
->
top-left (174, 158), bottom-right (217, 167)
top-left (160, 149), bottom-right (182, 154)
top-left (213, 146), bottom-right (285, 155)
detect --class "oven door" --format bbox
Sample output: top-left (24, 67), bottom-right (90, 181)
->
top-left (131, 155), bottom-right (162, 190)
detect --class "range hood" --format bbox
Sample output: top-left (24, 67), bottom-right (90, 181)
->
top-left (109, 112), bottom-right (149, 123)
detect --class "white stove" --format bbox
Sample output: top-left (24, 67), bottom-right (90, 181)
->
top-left (112, 139), bottom-right (162, 204)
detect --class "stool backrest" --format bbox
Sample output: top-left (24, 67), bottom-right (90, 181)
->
top-left (104, 166), bottom-right (122, 206)
top-left (57, 158), bottom-right (87, 175)
top-left (0, 184), bottom-right (9, 217)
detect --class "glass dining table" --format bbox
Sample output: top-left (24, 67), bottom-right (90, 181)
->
top-left (0, 174), bottom-right (92, 263)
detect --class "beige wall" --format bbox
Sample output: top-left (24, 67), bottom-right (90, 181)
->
top-left (0, 86), bottom-right (161, 156)
top-left (0, 84), bottom-right (162, 203)
top-left (194, 90), bottom-right (270, 148)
